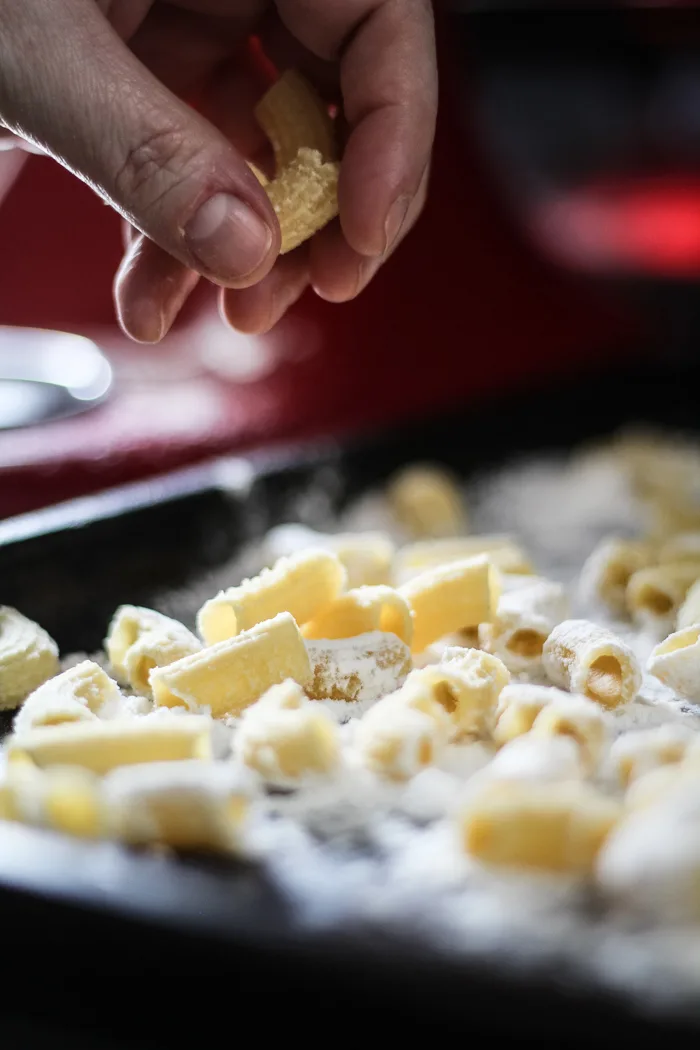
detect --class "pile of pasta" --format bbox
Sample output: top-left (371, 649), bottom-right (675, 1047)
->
top-left (5, 445), bottom-right (700, 922)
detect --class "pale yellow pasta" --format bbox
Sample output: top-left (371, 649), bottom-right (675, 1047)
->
top-left (435, 648), bottom-right (510, 736)
top-left (386, 464), bottom-right (466, 540)
top-left (459, 779), bottom-right (621, 874)
top-left (103, 760), bottom-right (250, 851)
top-left (578, 537), bottom-right (655, 615)
top-left (14, 660), bottom-right (122, 734)
top-left (399, 555), bottom-right (499, 654)
top-left (659, 531), bottom-right (700, 564)
top-left (394, 535), bottom-right (532, 586)
top-left (152, 612), bottom-right (311, 717)
top-left (626, 562), bottom-right (700, 625)
top-left (478, 578), bottom-right (568, 673)
top-left (486, 734), bottom-right (584, 783)
top-left (0, 606), bottom-right (59, 711)
top-left (305, 631), bottom-right (411, 702)
top-left (624, 764), bottom-right (689, 811)
top-left (234, 680), bottom-right (340, 786)
top-left (647, 625), bottom-right (700, 702)
top-left (105, 605), bottom-right (201, 695)
top-left (263, 525), bottom-right (395, 588)
top-left (677, 577), bottom-right (700, 630)
top-left (609, 724), bottom-right (694, 787)
top-left (197, 549), bottom-right (346, 645)
top-left (530, 695), bottom-right (608, 773)
top-left (301, 585), bottom-right (413, 645)
top-left (542, 620), bottom-right (641, 709)
top-left (4, 761), bottom-right (103, 839)
top-left (354, 691), bottom-right (451, 781)
top-left (7, 716), bottom-right (212, 775)
top-left (492, 683), bottom-right (572, 747)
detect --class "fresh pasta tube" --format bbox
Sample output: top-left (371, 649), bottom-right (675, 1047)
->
top-left (626, 562), bottom-right (700, 626)
top-left (609, 724), bottom-right (694, 787)
top-left (152, 613), bottom-right (311, 717)
top-left (399, 555), bottom-right (499, 654)
top-left (255, 69), bottom-right (337, 169)
top-left (486, 734), bottom-right (584, 783)
top-left (478, 578), bottom-right (568, 673)
top-left (263, 525), bottom-right (395, 589)
top-left (530, 695), bottom-right (608, 773)
top-left (387, 464), bottom-right (466, 540)
top-left (301, 585), bottom-right (413, 645)
top-left (354, 687), bottom-right (452, 781)
top-left (677, 577), bottom-right (700, 630)
top-left (4, 761), bottom-right (103, 839)
top-left (542, 620), bottom-right (641, 709)
top-left (578, 537), bottom-right (655, 615)
top-left (233, 680), bottom-right (340, 786)
top-left (105, 605), bottom-right (201, 695)
top-left (492, 683), bottom-right (571, 747)
top-left (14, 660), bottom-right (122, 734)
top-left (394, 535), bottom-right (533, 585)
top-left (305, 631), bottom-right (411, 702)
top-left (197, 549), bottom-right (346, 645)
top-left (647, 625), bottom-right (700, 702)
top-left (0, 606), bottom-right (59, 711)
top-left (103, 760), bottom-right (251, 851)
top-left (436, 648), bottom-right (510, 735)
top-left (7, 716), bottom-right (212, 775)
top-left (459, 779), bottom-right (621, 874)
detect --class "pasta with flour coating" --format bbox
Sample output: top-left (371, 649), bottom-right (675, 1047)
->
top-left (529, 695), bottom-right (608, 773)
top-left (197, 549), bottom-right (346, 645)
top-left (399, 555), bottom-right (499, 654)
top-left (478, 578), bottom-right (568, 672)
top-left (542, 620), bottom-right (641, 709)
top-left (647, 625), bottom-right (700, 702)
top-left (263, 526), bottom-right (395, 589)
top-left (301, 585), bottom-right (413, 645)
top-left (394, 535), bottom-right (533, 585)
top-left (105, 606), bottom-right (201, 696)
top-left (305, 631), bottom-right (411, 702)
top-left (152, 613), bottom-right (311, 716)
top-left (458, 779), bottom-right (621, 874)
top-left (609, 724), bottom-right (695, 786)
top-left (578, 537), bottom-right (655, 615)
top-left (0, 606), bottom-right (59, 711)
top-left (493, 683), bottom-right (572, 747)
top-left (626, 563), bottom-right (700, 627)
top-left (387, 464), bottom-right (466, 540)
top-left (14, 660), bottom-right (122, 733)
top-left (234, 680), bottom-right (340, 786)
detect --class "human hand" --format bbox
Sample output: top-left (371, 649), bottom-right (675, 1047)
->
top-left (0, 1), bottom-right (437, 341)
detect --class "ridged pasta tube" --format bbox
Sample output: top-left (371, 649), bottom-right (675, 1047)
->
top-left (105, 605), bottom-right (201, 695)
top-left (0, 606), bottom-right (59, 711)
top-left (542, 620), bottom-right (641, 709)
top-left (152, 612), bottom-right (312, 717)
top-left (578, 537), bottom-right (655, 615)
top-left (301, 585), bottom-right (413, 645)
top-left (478, 578), bottom-right (568, 673)
top-left (394, 535), bottom-right (532, 585)
top-left (399, 555), bottom-right (499, 654)
top-left (609, 724), bottom-right (694, 786)
top-left (626, 562), bottom-right (700, 626)
top-left (387, 464), bottom-right (466, 540)
top-left (14, 660), bottom-right (122, 733)
top-left (647, 625), bottom-right (700, 702)
top-left (197, 549), bottom-right (346, 645)
top-left (305, 631), bottom-right (411, 702)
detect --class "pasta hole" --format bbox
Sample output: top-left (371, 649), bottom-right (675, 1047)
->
top-left (418, 738), bottom-right (433, 766)
top-left (638, 585), bottom-right (673, 616)
top-left (586, 655), bottom-right (623, 706)
top-left (506, 629), bottom-right (545, 659)
top-left (134, 657), bottom-right (156, 690)
top-left (433, 682), bottom-right (458, 715)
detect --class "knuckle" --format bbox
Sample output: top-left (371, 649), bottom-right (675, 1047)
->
top-left (113, 122), bottom-right (201, 218)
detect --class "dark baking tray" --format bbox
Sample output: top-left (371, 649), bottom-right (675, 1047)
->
top-left (1, 354), bottom-right (700, 1046)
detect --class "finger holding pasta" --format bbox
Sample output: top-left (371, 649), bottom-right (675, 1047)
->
top-left (387, 464), bottom-right (466, 540)
top-left (478, 578), bottom-right (568, 673)
top-left (0, 607), bottom-right (59, 711)
top-left (13, 660), bottom-right (122, 734)
top-left (399, 555), bottom-right (499, 654)
top-left (542, 620), bottom-right (641, 709)
top-left (197, 549), bottom-right (346, 645)
top-left (233, 680), bottom-right (340, 787)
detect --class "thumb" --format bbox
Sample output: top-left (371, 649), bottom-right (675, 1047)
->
top-left (0, 0), bottom-right (279, 287)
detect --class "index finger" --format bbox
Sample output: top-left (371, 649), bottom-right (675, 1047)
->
top-left (276, 0), bottom-right (437, 257)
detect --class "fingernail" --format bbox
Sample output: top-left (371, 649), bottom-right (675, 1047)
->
top-left (185, 193), bottom-right (273, 282)
top-left (383, 195), bottom-right (411, 253)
